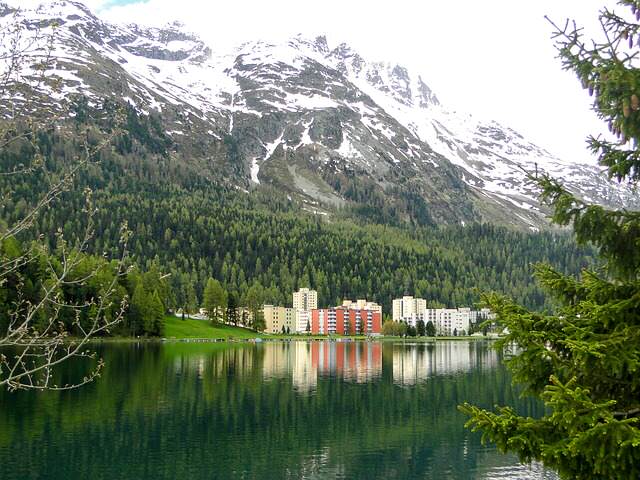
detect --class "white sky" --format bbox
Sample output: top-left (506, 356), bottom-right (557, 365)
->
top-left (62, 1), bottom-right (621, 162)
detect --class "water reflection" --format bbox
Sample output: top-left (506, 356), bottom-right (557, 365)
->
top-left (263, 342), bottom-right (382, 391)
top-left (393, 341), bottom-right (499, 386)
top-left (0, 341), bottom-right (556, 480)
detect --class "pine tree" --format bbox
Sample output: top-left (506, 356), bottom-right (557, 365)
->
top-left (460, 3), bottom-right (640, 478)
top-left (425, 321), bottom-right (436, 337)
top-left (203, 278), bottom-right (226, 324)
top-left (149, 290), bottom-right (165, 336)
top-left (130, 283), bottom-right (150, 336)
top-left (416, 319), bottom-right (426, 336)
top-left (244, 282), bottom-right (265, 331)
top-left (226, 293), bottom-right (238, 326)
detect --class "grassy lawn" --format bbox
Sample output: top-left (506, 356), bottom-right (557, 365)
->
top-left (163, 315), bottom-right (262, 339)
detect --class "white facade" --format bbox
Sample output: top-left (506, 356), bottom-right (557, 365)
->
top-left (469, 308), bottom-right (494, 324)
top-left (428, 308), bottom-right (470, 336)
top-left (341, 299), bottom-right (382, 315)
top-left (295, 309), bottom-right (311, 333)
top-left (292, 288), bottom-right (317, 333)
top-left (392, 296), bottom-right (427, 325)
top-left (398, 307), bottom-right (477, 335)
top-left (293, 288), bottom-right (317, 311)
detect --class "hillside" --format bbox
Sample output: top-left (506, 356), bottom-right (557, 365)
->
top-left (0, 0), bottom-right (637, 230)
top-left (0, 1), bottom-right (600, 315)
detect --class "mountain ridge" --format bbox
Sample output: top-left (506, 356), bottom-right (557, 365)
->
top-left (2, 0), bottom-right (637, 229)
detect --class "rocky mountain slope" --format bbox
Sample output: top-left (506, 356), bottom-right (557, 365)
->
top-left (2, 0), bottom-right (637, 229)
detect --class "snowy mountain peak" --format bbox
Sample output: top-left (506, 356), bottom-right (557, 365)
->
top-left (2, 1), bottom-right (637, 228)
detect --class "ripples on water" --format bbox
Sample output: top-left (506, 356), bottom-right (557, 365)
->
top-left (0, 340), bottom-right (557, 479)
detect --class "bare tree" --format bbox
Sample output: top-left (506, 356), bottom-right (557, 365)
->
top-left (0, 5), bottom-right (127, 391)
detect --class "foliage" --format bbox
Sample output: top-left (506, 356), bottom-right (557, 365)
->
top-left (0, 14), bottom-right (133, 390)
top-left (382, 320), bottom-right (408, 337)
top-left (203, 278), bottom-right (226, 324)
top-left (425, 321), bottom-right (436, 337)
top-left (0, 97), bottom-right (596, 320)
top-left (460, 3), bottom-right (640, 478)
top-left (0, 238), bottom-right (171, 341)
top-left (226, 292), bottom-right (239, 326)
top-left (243, 282), bottom-right (266, 331)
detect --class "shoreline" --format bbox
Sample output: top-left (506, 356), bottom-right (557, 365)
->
top-left (86, 335), bottom-right (499, 344)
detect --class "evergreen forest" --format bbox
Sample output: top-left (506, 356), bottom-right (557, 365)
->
top-left (0, 99), bottom-right (595, 337)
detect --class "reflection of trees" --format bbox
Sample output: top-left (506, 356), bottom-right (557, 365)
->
top-left (0, 342), bottom-right (543, 479)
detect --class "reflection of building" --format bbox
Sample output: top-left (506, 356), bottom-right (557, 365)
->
top-left (392, 342), bottom-right (499, 385)
top-left (259, 342), bottom-right (318, 391)
top-left (263, 305), bottom-right (295, 334)
top-left (393, 347), bottom-right (433, 385)
top-left (258, 342), bottom-right (382, 391)
top-left (292, 342), bottom-right (317, 391)
top-left (262, 342), bottom-right (295, 379)
top-left (311, 308), bottom-right (382, 335)
top-left (312, 342), bottom-right (382, 383)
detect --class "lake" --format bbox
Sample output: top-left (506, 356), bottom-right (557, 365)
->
top-left (0, 340), bottom-right (557, 479)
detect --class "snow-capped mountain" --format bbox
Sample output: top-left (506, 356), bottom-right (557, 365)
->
top-left (2, 0), bottom-right (637, 228)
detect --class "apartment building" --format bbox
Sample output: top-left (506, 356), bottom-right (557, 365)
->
top-left (295, 309), bottom-right (312, 333)
top-left (420, 308), bottom-right (470, 336)
top-left (263, 305), bottom-right (295, 334)
top-left (392, 296), bottom-right (427, 326)
top-left (293, 288), bottom-right (318, 311)
top-left (311, 307), bottom-right (382, 335)
top-left (341, 299), bottom-right (383, 315)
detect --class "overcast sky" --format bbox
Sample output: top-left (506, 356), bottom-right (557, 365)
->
top-left (60, 1), bottom-right (619, 163)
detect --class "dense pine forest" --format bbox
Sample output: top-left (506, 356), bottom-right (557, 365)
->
top-left (0, 100), bottom-right (594, 336)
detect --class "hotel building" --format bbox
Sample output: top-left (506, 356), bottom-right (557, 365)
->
top-left (293, 287), bottom-right (317, 311)
top-left (392, 296), bottom-right (427, 325)
top-left (311, 307), bottom-right (382, 335)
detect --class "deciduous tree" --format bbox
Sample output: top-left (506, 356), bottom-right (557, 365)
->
top-left (0, 8), bottom-right (127, 391)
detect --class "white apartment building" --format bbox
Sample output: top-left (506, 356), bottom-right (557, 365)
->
top-left (423, 308), bottom-right (470, 336)
top-left (293, 288), bottom-right (317, 333)
top-left (263, 305), bottom-right (295, 334)
top-left (293, 288), bottom-right (318, 311)
top-left (295, 309), bottom-right (312, 333)
top-left (392, 296), bottom-right (427, 325)
top-left (469, 308), bottom-right (495, 323)
top-left (341, 299), bottom-right (383, 315)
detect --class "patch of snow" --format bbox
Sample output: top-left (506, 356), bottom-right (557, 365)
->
top-left (285, 93), bottom-right (339, 110)
top-left (250, 157), bottom-right (260, 184)
top-left (337, 136), bottom-right (363, 160)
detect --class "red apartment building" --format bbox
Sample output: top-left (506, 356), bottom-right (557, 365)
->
top-left (311, 307), bottom-right (382, 335)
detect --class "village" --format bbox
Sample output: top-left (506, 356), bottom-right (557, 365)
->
top-left (261, 288), bottom-right (495, 336)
